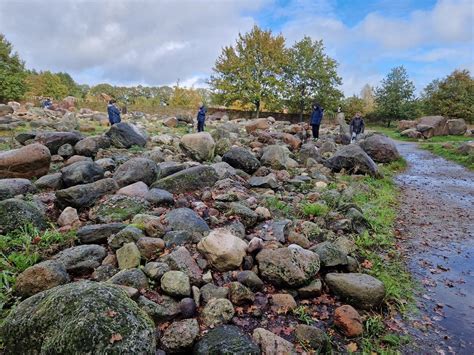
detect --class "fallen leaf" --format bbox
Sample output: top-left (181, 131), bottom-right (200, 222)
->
top-left (109, 333), bottom-right (123, 344)
top-left (347, 342), bottom-right (358, 352)
top-left (106, 310), bottom-right (117, 318)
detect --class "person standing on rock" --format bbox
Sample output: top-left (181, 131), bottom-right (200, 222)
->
top-left (310, 103), bottom-right (324, 141)
top-left (350, 112), bottom-right (365, 143)
top-left (196, 103), bottom-right (207, 132)
top-left (107, 99), bottom-right (121, 126)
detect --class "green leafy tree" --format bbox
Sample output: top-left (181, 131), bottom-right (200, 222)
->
top-left (284, 36), bottom-right (342, 120)
top-left (56, 72), bottom-right (81, 97)
top-left (342, 95), bottom-right (365, 119)
top-left (210, 25), bottom-right (287, 118)
top-left (0, 34), bottom-right (26, 102)
top-left (25, 71), bottom-right (69, 100)
top-left (422, 69), bottom-right (474, 122)
top-left (375, 66), bottom-right (415, 127)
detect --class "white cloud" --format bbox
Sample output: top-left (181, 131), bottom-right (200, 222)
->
top-left (0, 0), bottom-right (266, 86)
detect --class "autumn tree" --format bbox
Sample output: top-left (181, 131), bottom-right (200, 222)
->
top-left (360, 84), bottom-right (375, 114)
top-left (210, 25), bottom-right (287, 118)
top-left (422, 69), bottom-right (474, 123)
top-left (25, 71), bottom-right (69, 100)
top-left (284, 36), bottom-right (342, 120)
top-left (342, 96), bottom-right (365, 119)
top-left (0, 34), bottom-right (26, 103)
top-left (375, 66), bottom-right (415, 127)
top-left (169, 81), bottom-right (202, 108)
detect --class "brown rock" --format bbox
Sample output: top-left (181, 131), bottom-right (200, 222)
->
top-left (245, 118), bottom-right (270, 133)
top-left (136, 237), bottom-right (165, 259)
top-left (397, 120), bottom-right (417, 132)
top-left (271, 293), bottom-right (297, 313)
top-left (57, 206), bottom-right (80, 227)
top-left (253, 328), bottom-right (296, 354)
top-left (282, 133), bottom-right (301, 150)
top-left (163, 117), bottom-right (178, 128)
top-left (0, 143), bottom-right (51, 179)
top-left (334, 305), bottom-right (363, 337)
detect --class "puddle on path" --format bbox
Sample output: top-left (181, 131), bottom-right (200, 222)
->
top-left (395, 142), bottom-right (474, 354)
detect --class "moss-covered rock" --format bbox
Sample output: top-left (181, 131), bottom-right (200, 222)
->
top-left (1, 281), bottom-right (156, 354)
top-left (89, 195), bottom-right (150, 223)
top-left (0, 198), bottom-right (47, 234)
top-left (194, 325), bottom-right (260, 355)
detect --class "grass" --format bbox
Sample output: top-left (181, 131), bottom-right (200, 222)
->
top-left (300, 202), bottom-right (330, 217)
top-left (422, 142), bottom-right (473, 170)
top-left (264, 196), bottom-right (292, 218)
top-left (370, 125), bottom-right (472, 142)
top-left (292, 305), bottom-right (314, 325)
top-left (360, 315), bottom-right (410, 354)
top-left (347, 160), bottom-right (415, 313)
top-left (0, 224), bottom-right (76, 325)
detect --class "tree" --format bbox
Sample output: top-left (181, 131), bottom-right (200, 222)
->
top-left (210, 25), bottom-right (287, 118)
top-left (284, 36), bottom-right (342, 120)
top-left (25, 71), bottom-right (68, 100)
top-left (360, 84), bottom-right (375, 114)
top-left (422, 69), bottom-right (474, 123)
top-left (169, 81), bottom-right (202, 108)
top-left (56, 72), bottom-right (81, 97)
top-left (375, 66), bottom-right (415, 127)
top-left (342, 95), bottom-right (365, 119)
top-left (0, 34), bottom-right (26, 103)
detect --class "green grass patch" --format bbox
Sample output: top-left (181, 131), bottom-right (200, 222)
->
top-left (369, 125), bottom-right (472, 143)
top-left (300, 202), bottom-right (330, 217)
top-left (264, 196), bottom-right (293, 218)
top-left (422, 143), bottom-right (473, 170)
top-left (0, 224), bottom-right (77, 324)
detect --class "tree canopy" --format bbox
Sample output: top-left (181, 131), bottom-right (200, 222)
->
top-left (210, 25), bottom-right (287, 118)
top-left (0, 34), bottom-right (26, 103)
top-left (375, 66), bottom-right (416, 126)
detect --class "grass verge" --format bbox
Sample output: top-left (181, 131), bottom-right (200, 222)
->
top-left (0, 225), bottom-right (76, 326)
top-left (421, 143), bottom-right (473, 170)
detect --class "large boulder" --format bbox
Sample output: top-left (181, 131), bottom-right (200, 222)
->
top-left (197, 229), bottom-right (248, 271)
top-left (222, 147), bottom-right (261, 174)
top-left (74, 135), bottom-right (111, 157)
top-left (55, 178), bottom-right (119, 208)
top-left (106, 122), bottom-right (147, 148)
top-left (89, 195), bottom-right (149, 223)
top-left (325, 145), bottom-right (380, 178)
top-left (152, 165), bottom-right (218, 193)
top-left (0, 178), bottom-right (36, 200)
top-left (400, 128), bottom-right (423, 139)
top-left (34, 132), bottom-right (82, 154)
top-left (113, 158), bottom-right (157, 187)
top-left (256, 247), bottom-right (320, 287)
top-left (194, 325), bottom-right (260, 355)
top-left (359, 135), bottom-right (400, 163)
top-left (447, 119), bottom-right (467, 135)
top-left (61, 161), bottom-right (104, 187)
top-left (0, 198), bottom-right (47, 234)
top-left (180, 132), bottom-right (216, 162)
top-left (325, 273), bottom-right (385, 309)
top-left (397, 120), bottom-right (417, 132)
top-left (0, 143), bottom-right (51, 179)
top-left (245, 118), bottom-right (271, 133)
top-left (260, 145), bottom-right (297, 170)
top-left (1, 281), bottom-right (156, 354)
top-left (416, 116), bottom-right (448, 138)
top-left (0, 104), bottom-right (14, 117)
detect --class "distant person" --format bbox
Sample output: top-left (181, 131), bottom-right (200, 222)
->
top-left (196, 104), bottom-right (207, 132)
top-left (42, 98), bottom-right (53, 109)
top-left (310, 103), bottom-right (324, 141)
top-left (107, 99), bottom-right (121, 125)
top-left (350, 112), bottom-right (365, 143)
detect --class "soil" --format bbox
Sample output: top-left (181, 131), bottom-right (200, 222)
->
top-left (395, 142), bottom-right (474, 354)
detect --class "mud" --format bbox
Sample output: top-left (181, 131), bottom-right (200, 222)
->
top-left (395, 142), bottom-right (474, 354)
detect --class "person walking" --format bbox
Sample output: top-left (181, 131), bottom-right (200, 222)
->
top-left (196, 104), bottom-right (207, 132)
top-left (107, 99), bottom-right (121, 126)
top-left (349, 112), bottom-right (365, 143)
top-left (310, 103), bottom-right (324, 141)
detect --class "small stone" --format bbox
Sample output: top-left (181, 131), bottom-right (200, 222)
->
top-left (108, 268), bottom-right (149, 289)
top-left (143, 262), bottom-right (170, 280)
top-left (236, 271), bottom-right (264, 291)
top-left (253, 328), bottom-right (295, 354)
top-left (298, 279), bottom-right (323, 298)
top-left (179, 298), bottom-right (197, 318)
top-left (161, 271), bottom-right (191, 298)
top-left (200, 283), bottom-right (229, 304)
top-left (137, 295), bottom-right (180, 322)
top-left (136, 237), bottom-right (165, 260)
top-left (57, 206), bottom-right (80, 227)
top-left (270, 293), bottom-right (297, 313)
top-left (247, 237), bottom-right (264, 253)
top-left (255, 206), bottom-right (272, 220)
top-left (202, 298), bottom-right (235, 327)
top-left (161, 319), bottom-right (199, 353)
top-left (334, 305), bottom-right (363, 337)
top-left (116, 242), bottom-right (141, 269)
top-left (295, 324), bottom-right (330, 352)
top-left (229, 282), bottom-right (255, 305)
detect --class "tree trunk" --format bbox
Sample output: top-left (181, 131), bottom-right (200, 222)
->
top-left (255, 100), bottom-right (260, 119)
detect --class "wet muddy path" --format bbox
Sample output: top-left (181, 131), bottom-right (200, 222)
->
top-left (395, 142), bottom-right (474, 354)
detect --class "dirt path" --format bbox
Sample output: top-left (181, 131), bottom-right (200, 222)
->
top-left (395, 142), bottom-right (474, 354)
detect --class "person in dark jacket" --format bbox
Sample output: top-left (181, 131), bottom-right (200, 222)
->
top-left (350, 112), bottom-right (365, 143)
top-left (196, 104), bottom-right (207, 132)
top-left (107, 99), bottom-right (121, 125)
top-left (42, 98), bottom-right (53, 109)
top-left (310, 103), bottom-right (324, 140)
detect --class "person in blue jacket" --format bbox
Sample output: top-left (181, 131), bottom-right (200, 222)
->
top-left (310, 103), bottom-right (324, 141)
top-left (196, 104), bottom-right (207, 132)
top-left (107, 99), bottom-right (121, 125)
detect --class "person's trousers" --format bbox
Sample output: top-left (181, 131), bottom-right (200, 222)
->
top-left (311, 124), bottom-right (320, 139)
top-left (197, 120), bottom-right (205, 132)
top-left (351, 132), bottom-right (360, 143)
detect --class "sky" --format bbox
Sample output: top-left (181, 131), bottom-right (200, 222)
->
top-left (0, 0), bottom-right (472, 96)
